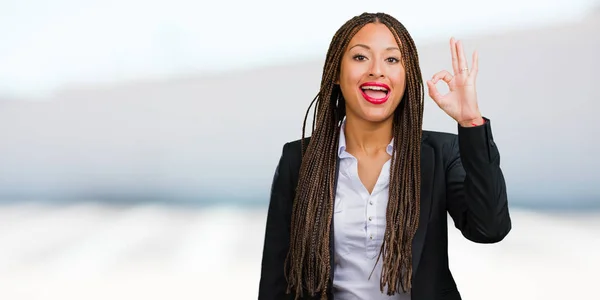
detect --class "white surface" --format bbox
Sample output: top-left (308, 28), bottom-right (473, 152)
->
top-left (0, 203), bottom-right (598, 299)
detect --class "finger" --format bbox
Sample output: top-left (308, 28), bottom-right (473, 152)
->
top-left (431, 70), bottom-right (453, 85)
top-left (426, 80), bottom-right (443, 105)
top-left (450, 37), bottom-right (459, 74)
top-left (456, 40), bottom-right (469, 74)
top-left (469, 50), bottom-right (479, 81)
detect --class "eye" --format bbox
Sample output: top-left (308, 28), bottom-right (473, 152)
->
top-left (386, 57), bottom-right (400, 63)
top-left (352, 54), bottom-right (367, 61)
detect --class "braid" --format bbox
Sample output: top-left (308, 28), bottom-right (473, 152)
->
top-left (285, 12), bottom-right (424, 298)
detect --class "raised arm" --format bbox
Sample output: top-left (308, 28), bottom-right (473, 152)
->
top-left (445, 119), bottom-right (511, 243)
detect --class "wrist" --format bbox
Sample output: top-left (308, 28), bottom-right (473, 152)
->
top-left (458, 116), bottom-right (484, 128)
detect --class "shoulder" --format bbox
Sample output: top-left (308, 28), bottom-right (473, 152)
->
top-left (422, 130), bottom-right (460, 168)
top-left (283, 131), bottom-right (457, 154)
top-left (284, 137), bottom-right (311, 154)
top-left (277, 137), bottom-right (311, 175)
top-left (283, 131), bottom-right (458, 151)
top-left (279, 131), bottom-right (458, 173)
top-left (422, 130), bottom-right (458, 149)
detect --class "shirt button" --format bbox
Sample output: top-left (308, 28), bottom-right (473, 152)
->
top-left (368, 216), bottom-right (372, 221)
top-left (369, 234), bottom-right (373, 240)
top-left (369, 201), bottom-right (373, 205)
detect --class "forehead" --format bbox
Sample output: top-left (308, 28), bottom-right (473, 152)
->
top-left (348, 23), bottom-right (399, 49)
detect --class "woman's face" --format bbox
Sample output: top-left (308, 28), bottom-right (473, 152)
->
top-left (338, 23), bottom-right (406, 123)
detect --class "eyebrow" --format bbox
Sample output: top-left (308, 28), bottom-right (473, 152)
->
top-left (348, 44), bottom-right (400, 51)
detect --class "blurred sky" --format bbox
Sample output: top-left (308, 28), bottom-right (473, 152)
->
top-left (1, 0), bottom-right (598, 98)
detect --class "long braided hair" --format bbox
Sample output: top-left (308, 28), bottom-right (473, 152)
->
top-left (285, 12), bottom-right (424, 299)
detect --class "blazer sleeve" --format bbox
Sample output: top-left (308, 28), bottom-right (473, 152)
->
top-left (258, 142), bottom-right (295, 300)
top-left (445, 118), bottom-right (512, 243)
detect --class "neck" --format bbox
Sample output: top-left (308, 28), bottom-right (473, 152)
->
top-left (344, 114), bottom-right (393, 157)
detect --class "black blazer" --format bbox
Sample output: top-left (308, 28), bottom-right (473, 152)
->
top-left (258, 118), bottom-right (511, 300)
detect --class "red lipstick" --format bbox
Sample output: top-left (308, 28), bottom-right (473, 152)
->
top-left (359, 82), bottom-right (390, 105)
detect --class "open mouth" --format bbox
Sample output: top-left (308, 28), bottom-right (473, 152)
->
top-left (360, 82), bottom-right (390, 104)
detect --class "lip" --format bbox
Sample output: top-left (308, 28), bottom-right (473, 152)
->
top-left (359, 82), bottom-right (391, 105)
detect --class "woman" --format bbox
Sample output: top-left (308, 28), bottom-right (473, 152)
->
top-left (258, 12), bottom-right (511, 300)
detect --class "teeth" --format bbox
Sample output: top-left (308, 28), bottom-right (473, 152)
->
top-left (361, 86), bottom-right (388, 92)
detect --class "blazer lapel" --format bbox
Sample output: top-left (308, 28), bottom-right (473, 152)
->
top-left (412, 140), bottom-right (434, 274)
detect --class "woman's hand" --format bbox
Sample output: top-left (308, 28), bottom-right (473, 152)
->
top-left (426, 37), bottom-right (484, 127)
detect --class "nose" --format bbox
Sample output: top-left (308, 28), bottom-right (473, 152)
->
top-left (368, 60), bottom-right (384, 78)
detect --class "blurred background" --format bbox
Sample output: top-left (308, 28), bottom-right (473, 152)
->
top-left (1, 0), bottom-right (599, 299)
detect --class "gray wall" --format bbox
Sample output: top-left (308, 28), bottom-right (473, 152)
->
top-left (0, 14), bottom-right (598, 208)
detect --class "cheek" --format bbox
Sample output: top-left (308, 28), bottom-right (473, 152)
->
top-left (340, 67), bottom-right (364, 86)
top-left (390, 73), bottom-right (407, 100)
top-left (339, 73), bottom-right (362, 99)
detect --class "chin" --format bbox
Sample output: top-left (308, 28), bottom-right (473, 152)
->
top-left (360, 107), bottom-right (395, 123)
